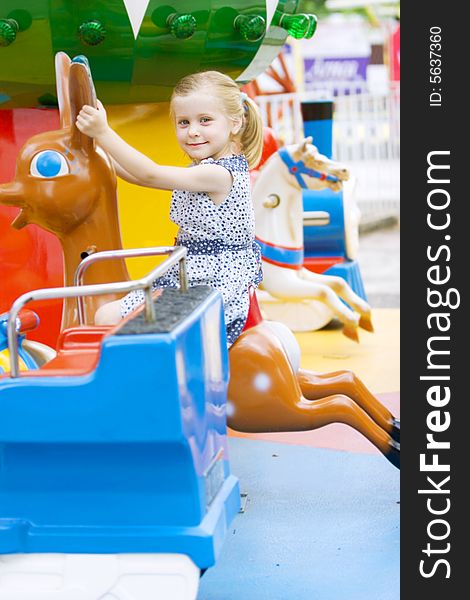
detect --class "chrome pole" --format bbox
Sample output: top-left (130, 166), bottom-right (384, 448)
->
top-left (74, 246), bottom-right (184, 324)
top-left (8, 246), bottom-right (187, 377)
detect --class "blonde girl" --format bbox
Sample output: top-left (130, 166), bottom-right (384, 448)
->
top-left (76, 71), bottom-right (264, 346)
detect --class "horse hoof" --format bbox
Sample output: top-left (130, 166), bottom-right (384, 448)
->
top-left (359, 313), bottom-right (374, 333)
top-left (386, 439), bottom-right (400, 469)
top-left (342, 324), bottom-right (359, 343)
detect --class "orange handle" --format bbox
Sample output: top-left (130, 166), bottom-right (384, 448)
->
top-left (16, 309), bottom-right (40, 334)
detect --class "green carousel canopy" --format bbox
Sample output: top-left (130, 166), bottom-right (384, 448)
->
top-left (0, 0), bottom-right (317, 108)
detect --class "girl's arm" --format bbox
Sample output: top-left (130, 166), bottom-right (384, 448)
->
top-left (76, 102), bottom-right (232, 196)
top-left (110, 157), bottom-right (145, 185)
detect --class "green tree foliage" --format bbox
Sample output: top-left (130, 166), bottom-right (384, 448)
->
top-left (299, 1), bottom-right (330, 18)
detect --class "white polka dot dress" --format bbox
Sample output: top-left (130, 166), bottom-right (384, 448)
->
top-left (120, 154), bottom-right (263, 346)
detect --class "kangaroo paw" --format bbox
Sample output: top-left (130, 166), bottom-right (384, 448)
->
top-left (342, 324), bottom-right (360, 343)
top-left (386, 439), bottom-right (400, 469)
top-left (359, 313), bottom-right (374, 332)
top-left (391, 417), bottom-right (400, 443)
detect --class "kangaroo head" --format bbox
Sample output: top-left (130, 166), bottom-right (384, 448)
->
top-left (0, 53), bottom-right (115, 236)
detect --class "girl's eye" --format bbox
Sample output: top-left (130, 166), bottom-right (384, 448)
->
top-left (178, 120), bottom-right (189, 126)
top-left (30, 150), bottom-right (69, 178)
top-left (200, 117), bottom-right (211, 123)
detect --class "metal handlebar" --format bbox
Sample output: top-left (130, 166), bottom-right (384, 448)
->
top-left (74, 246), bottom-right (188, 325)
top-left (6, 246), bottom-right (187, 378)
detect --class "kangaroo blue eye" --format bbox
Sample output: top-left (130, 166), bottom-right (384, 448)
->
top-left (30, 150), bottom-right (69, 178)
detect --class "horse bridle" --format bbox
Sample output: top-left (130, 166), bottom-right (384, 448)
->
top-left (278, 147), bottom-right (340, 188)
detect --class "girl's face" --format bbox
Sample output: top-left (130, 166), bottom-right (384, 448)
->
top-left (172, 91), bottom-right (241, 162)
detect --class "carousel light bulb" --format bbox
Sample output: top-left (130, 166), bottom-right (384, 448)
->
top-left (234, 14), bottom-right (266, 42)
top-left (305, 14), bottom-right (318, 39)
top-left (78, 21), bottom-right (106, 46)
top-left (0, 19), bottom-right (19, 47)
top-left (167, 14), bottom-right (197, 39)
top-left (278, 13), bottom-right (310, 39)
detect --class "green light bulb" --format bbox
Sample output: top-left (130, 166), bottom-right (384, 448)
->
top-left (279, 13), bottom-right (309, 39)
top-left (78, 21), bottom-right (106, 46)
top-left (0, 19), bottom-right (19, 47)
top-left (305, 14), bottom-right (318, 39)
top-left (167, 14), bottom-right (197, 40)
top-left (234, 15), bottom-right (266, 42)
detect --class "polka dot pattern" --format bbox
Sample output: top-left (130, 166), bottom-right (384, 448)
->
top-left (121, 154), bottom-right (263, 346)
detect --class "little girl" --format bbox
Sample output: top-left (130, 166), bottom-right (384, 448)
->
top-left (76, 71), bottom-right (264, 346)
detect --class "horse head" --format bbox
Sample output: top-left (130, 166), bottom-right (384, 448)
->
top-left (287, 136), bottom-right (349, 193)
top-left (252, 135), bottom-right (352, 254)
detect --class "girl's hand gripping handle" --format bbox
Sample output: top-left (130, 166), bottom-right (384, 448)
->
top-left (76, 99), bottom-right (110, 139)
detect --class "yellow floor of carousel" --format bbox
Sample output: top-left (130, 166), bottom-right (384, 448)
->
top-left (229, 308), bottom-right (400, 455)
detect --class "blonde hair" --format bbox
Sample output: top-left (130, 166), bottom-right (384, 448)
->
top-left (170, 71), bottom-right (264, 169)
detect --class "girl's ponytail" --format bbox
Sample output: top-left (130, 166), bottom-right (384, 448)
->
top-left (240, 96), bottom-right (264, 170)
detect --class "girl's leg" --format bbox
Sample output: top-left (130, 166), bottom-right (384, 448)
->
top-left (94, 299), bottom-right (123, 325)
top-left (94, 287), bottom-right (164, 326)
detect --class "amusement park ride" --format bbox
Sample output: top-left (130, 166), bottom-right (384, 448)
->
top-left (0, 2), bottom-right (399, 599)
top-left (252, 136), bottom-right (371, 335)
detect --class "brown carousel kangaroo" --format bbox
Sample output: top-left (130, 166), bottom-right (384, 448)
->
top-left (0, 53), bottom-right (128, 330)
top-left (0, 53), bottom-right (399, 468)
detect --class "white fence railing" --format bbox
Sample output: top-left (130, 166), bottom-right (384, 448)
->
top-left (255, 83), bottom-right (400, 224)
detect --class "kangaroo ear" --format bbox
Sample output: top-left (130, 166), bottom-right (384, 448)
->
top-left (69, 57), bottom-right (97, 152)
top-left (55, 52), bottom-right (72, 128)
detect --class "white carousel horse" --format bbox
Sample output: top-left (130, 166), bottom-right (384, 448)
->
top-left (252, 137), bottom-right (372, 341)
